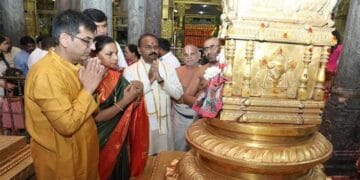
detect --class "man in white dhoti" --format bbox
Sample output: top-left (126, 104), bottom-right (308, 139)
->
top-left (172, 44), bottom-right (201, 151)
top-left (123, 33), bottom-right (183, 155)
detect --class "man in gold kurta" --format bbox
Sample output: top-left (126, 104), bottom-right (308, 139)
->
top-left (25, 10), bottom-right (105, 180)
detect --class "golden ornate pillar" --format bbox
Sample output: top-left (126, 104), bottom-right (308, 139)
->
top-left (176, 3), bottom-right (186, 29)
top-left (161, 0), bottom-right (173, 39)
top-left (24, 0), bottom-right (39, 37)
top-left (172, 2), bottom-right (187, 58)
top-left (175, 3), bottom-right (186, 50)
top-left (170, 0), bottom-right (337, 179)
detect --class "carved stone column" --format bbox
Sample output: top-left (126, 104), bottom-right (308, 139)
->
top-left (0, 0), bottom-right (25, 46)
top-left (80, 0), bottom-right (112, 36)
top-left (145, 0), bottom-right (162, 37)
top-left (127, 0), bottom-right (146, 44)
top-left (321, 0), bottom-right (360, 177)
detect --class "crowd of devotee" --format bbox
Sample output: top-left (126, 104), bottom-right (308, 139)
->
top-left (0, 7), bottom-right (231, 179)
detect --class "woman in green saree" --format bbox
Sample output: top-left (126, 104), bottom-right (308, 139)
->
top-left (92, 36), bottom-right (149, 180)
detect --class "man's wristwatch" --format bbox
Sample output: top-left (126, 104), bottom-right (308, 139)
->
top-left (158, 78), bottom-right (164, 84)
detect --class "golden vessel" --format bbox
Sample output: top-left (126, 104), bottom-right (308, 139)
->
top-left (169, 0), bottom-right (337, 179)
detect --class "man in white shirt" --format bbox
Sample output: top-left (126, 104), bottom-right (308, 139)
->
top-left (158, 38), bottom-right (180, 69)
top-left (28, 36), bottom-right (56, 68)
top-left (124, 34), bottom-right (183, 155)
top-left (83, 8), bottom-right (128, 69)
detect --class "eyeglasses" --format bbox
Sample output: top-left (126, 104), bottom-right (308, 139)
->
top-left (203, 45), bottom-right (219, 52)
top-left (183, 52), bottom-right (198, 58)
top-left (67, 33), bottom-right (94, 47)
top-left (142, 45), bottom-right (159, 51)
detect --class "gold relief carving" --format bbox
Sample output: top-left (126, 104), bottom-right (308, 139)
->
top-left (313, 46), bottom-right (330, 101)
top-left (175, 0), bottom-right (221, 5)
top-left (176, 3), bottom-right (186, 15)
top-left (226, 22), bottom-right (335, 46)
top-left (222, 105), bottom-right (322, 114)
top-left (207, 118), bottom-right (320, 137)
top-left (313, 31), bottom-right (335, 45)
top-left (205, 122), bottom-right (317, 143)
top-left (218, 15), bottom-right (228, 39)
top-left (176, 152), bottom-right (206, 180)
top-left (242, 43), bottom-right (326, 99)
top-left (222, 97), bottom-right (324, 108)
top-left (242, 40), bottom-right (254, 97)
top-left (221, 0), bottom-right (337, 27)
top-left (161, 20), bottom-right (173, 39)
top-left (220, 109), bottom-right (322, 124)
top-left (173, 153), bottom-right (328, 179)
top-left (187, 119), bottom-right (332, 169)
top-left (297, 46), bottom-right (313, 100)
top-left (223, 39), bottom-right (235, 97)
top-left (254, 47), bottom-right (298, 97)
top-left (176, 3), bottom-right (187, 29)
top-left (162, 0), bottom-right (170, 19)
top-left (305, 165), bottom-right (327, 180)
top-left (229, 41), bottom-right (245, 96)
top-left (172, 0), bottom-right (335, 179)
top-left (220, 111), bottom-right (242, 121)
top-left (221, 96), bottom-right (323, 123)
top-left (239, 112), bottom-right (322, 125)
top-left (304, 26), bottom-right (313, 44)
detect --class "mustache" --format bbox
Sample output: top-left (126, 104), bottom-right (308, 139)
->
top-left (149, 52), bottom-right (158, 56)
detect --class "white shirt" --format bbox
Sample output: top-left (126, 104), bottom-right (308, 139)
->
top-left (115, 42), bottom-right (128, 68)
top-left (160, 52), bottom-right (181, 69)
top-left (123, 58), bottom-right (183, 154)
top-left (27, 47), bottom-right (48, 68)
top-left (4, 46), bottom-right (21, 67)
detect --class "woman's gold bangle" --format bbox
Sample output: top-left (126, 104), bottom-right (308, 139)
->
top-left (114, 103), bottom-right (124, 111)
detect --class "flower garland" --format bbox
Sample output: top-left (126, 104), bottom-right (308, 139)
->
top-left (203, 66), bottom-right (222, 80)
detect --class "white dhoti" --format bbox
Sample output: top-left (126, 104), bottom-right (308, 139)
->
top-left (172, 103), bottom-right (198, 151)
top-left (148, 114), bottom-right (175, 155)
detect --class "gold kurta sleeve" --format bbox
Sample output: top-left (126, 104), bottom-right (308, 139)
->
top-left (31, 73), bottom-right (97, 136)
top-left (25, 51), bottom-right (99, 180)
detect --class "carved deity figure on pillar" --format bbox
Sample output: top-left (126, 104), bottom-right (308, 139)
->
top-left (167, 0), bottom-right (337, 179)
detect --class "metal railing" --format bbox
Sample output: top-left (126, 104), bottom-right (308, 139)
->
top-left (0, 75), bottom-right (25, 136)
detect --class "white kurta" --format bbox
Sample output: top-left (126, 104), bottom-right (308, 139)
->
top-left (123, 58), bottom-right (183, 154)
top-left (160, 52), bottom-right (181, 69)
top-left (115, 41), bottom-right (128, 68)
